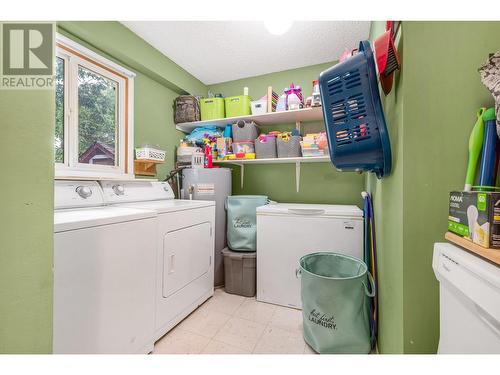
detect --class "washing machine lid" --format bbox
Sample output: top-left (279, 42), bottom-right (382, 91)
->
top-left (54, 206), bottom-right (156, 232)
top-left (118, 199), bottom-right (214, 213)
top-left (256, 203), bottom-right (363, 217)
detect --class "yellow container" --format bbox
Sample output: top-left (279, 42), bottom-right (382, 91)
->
top-left (225, 95), bottom-right (251, 118)
top-left (200, 97), bottom-right (225, 121)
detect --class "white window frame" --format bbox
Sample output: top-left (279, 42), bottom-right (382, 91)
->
top-left (55, 33), bottom-right (135, 180)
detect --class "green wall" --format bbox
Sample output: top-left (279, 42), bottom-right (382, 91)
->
top-left (0, 21), bottom-right (206, 354)
top-left (366, 21), bottom-right (405, 354)
top-left (58, 22), bottom-right (208, 178)
top-left (0, 85), bottom-right (55, 350)
top-left (209, 64), bottom-right (365, 205)
top-left (401, 21), bottom-right (500, 353)
top-left (368, 21), bottom-right (500, 353)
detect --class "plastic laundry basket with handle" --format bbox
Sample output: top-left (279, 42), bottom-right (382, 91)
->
top-left (297, 252), bottom-right (375, 354)
top-left (319, 40), bottom-right (391, 178)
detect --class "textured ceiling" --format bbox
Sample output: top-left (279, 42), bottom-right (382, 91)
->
top-left (122, 21), bottom-right (370, 85)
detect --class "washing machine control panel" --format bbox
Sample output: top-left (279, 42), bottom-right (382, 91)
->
top-left (55, 181), bottom-right (105, 209)
top-left (112, 184), bottom-right (125, 195)
top-left (76, 186), bottom-right (93, 199)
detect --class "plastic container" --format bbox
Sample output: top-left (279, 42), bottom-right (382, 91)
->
top-left (232, 141), bottom-right (255, 154)
top-left (222, 248), bottom-right (256, 297)
top-left (200, 97), bottom-right (225, 121)
top-left (298, 252), bottom-right (375, 353)
top-left (319, 40), bottom-right (392, 178)
top-left (232, 120), bottom-right (259, 142)
top-left (301, 146), bottom-right (325, 157)
top-left (277, 136), bottom-right (302, 158)
top-left (255, 136), bottom-right (277, 159)
top-left (176, 145), bottom-right (199, 164)
top-left (251, 99), bottom-right (267, 115)
top-left (225, 95), bottom-right (251, 118)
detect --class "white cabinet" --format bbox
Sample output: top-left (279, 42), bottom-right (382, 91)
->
top-left (433, 242), bottom-right (500, 353)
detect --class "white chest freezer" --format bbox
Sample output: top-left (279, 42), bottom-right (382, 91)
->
top-left (256, 203), bottom-right (363, 309)
top-left (433, 242), bottom-right (500, 353)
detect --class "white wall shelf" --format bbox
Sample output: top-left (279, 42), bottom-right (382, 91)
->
top-left (175, 106), bottom-right (324, 133)
top-left (213, 156), bottom-right (329, 165)
top-left (214, 156), bottom-right (331, 192)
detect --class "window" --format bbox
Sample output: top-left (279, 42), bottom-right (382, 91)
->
top-left (55, 34), bottom-right (135, 179)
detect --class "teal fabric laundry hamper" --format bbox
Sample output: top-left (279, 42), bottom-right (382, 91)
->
top-left (225, 195), bottom-right (268, 252)
top-left (298, 252), bottom-right (375, 354)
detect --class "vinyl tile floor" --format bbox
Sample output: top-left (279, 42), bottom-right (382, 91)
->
top-left (154, 288), bottom-right (317, 354)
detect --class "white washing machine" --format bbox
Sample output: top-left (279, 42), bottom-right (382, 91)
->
top-left (54, 180), bottom-right (157, 354)
top-left (256, 203), bottom-right (363, 309)
top-left (433, 242), bottom-right (500, 353)
top-left (99, 180), bottom-right (216, 341)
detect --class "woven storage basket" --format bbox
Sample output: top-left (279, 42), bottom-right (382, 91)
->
top-left (135, 146), bottom-right (166, 161)
top-left (255, 136), bottom-right (277, 159)
top-left (232, 120), bottom-right (259, 142)
top-left (277, 136), bottom-right (302, 158)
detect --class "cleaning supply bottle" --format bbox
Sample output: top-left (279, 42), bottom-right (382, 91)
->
top-left (204, 144), bottom-right (213, 168)
top-left (479, 107), bottom-right (498, 189)
top-left (464, 108), bottom-right (486, 191)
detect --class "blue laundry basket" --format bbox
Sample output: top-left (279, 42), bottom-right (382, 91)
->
top-left (319, 40), bottom-right (392, 178)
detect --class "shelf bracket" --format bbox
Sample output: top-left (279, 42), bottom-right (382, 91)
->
top-left (240, 163), bottom-right (245, 189)
top-left (295, 161), bottom-right (301, 193)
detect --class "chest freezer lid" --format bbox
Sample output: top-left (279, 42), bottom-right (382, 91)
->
top-left (256, 203), bottom-right (363, 217)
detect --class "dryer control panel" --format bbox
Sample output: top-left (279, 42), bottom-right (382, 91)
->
top-left (100, 180), bottom-right (175, 204)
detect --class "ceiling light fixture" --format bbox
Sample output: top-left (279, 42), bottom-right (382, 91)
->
top-left (264, 20), bottom-right (293, 36)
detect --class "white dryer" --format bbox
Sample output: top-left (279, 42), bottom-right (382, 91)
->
top-left (100, 180), bottom-right (216, 341)
top-left (54, 180), bottom-right (157, 354)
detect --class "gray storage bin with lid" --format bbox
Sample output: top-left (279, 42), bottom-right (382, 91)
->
top-left (277, 135), bottom-right (302, 158)
top-left (222, 248), bottom-right (256, 297)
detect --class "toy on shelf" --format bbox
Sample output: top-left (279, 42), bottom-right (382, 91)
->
top-left (276, 92), bottom-right (287, 112)
top-left (285, 83), bottom-right (304, 110)
top-left (216, 137), bottom-right (232, 160)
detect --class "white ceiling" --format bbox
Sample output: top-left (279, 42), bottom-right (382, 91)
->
top-left (121, 21), bottom-right (370, 85)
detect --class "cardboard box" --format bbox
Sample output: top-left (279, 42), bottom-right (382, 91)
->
top-left (448, 191), bottom-right (500, 249)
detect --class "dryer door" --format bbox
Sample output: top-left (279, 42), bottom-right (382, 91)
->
top-left (162, 222), bottom-right (212, 298)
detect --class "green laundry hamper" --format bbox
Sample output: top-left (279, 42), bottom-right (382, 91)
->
top-left (298, 252), bottom-right (375, 354)
top-left (225, 195), bottom-right (268, 252)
